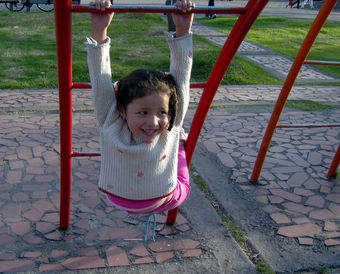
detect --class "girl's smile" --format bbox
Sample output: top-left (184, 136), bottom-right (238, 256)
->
top-left (119, 91), bottom-right (170, 143)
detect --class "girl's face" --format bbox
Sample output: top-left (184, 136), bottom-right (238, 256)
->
top-left (119, 91), bottom-right (170, 144)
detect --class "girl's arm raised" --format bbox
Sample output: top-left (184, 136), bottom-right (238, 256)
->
top-left (168, 0), bottom-right (195, 128)
top-left (90, 0), bottom-right (114, 44)
top-left (86, 0), bottom-right (117, 127)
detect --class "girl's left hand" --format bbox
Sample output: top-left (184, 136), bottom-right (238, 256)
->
top-left (172, 0), bottom-right (195, 37)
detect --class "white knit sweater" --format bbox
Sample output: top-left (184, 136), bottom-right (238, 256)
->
top-left (86, 32), bottom-right (193, 200)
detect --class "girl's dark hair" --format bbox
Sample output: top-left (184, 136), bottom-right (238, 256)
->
top-left (116, 69), bottom-right (178, 131)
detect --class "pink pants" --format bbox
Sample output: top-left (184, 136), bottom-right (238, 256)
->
top-left (107, 144), bottom-right (190, 214)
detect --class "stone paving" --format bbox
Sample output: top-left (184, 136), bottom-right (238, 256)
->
top-left (0, 105), bottom-right (205, 272)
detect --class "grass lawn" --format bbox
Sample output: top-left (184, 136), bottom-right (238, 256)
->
top-left (0, 11), bottom-right (280, 89)
top-left (197, 16), bottom-right (340, 80)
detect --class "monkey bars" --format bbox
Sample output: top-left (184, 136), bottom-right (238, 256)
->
top-left (250, 0), bottom-right (339, 182)
top-left (55, 0), bottom-right (269, 229)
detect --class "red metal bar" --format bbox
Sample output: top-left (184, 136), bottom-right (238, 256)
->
top-left (304, 60), bottom-right (340, 66)
top-left (71, 151), bottom-right (101, 157)
top-left (328, 144), bottom-right (340, 177)
top-left (185, 0), bottom-right (270, 167)
top-left (72, 81), bottom-right (207, 90)
top-left (166, 207), bottom-right (179, 225)
top-left (250, 0), bottom-right (338, 182)
top-left (55, 0), bottom-right (73, 229)
top-left (277, 123), bottom-right (340, 128)
top-left (72, 4), bottom-right (246, 15)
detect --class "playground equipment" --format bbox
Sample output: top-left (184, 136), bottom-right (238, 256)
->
top-left (250, 0), bottom-right (340, 182)
top-left (54, 0), bottom-right (270, 229)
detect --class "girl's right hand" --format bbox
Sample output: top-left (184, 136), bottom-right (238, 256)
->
top-left (89, 0), bottom-right (114, 44)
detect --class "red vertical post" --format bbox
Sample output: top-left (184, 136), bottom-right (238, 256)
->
top-left (55, 0), bottom-right (73, 229)
top-left (185, 0), bottom-right (269, 166)
top-left (250, 0), bottom-right (338, 182)
top-left (327, 144), bottom-right (340, 177)
top-left (167, 0), bottom-right (270, 225)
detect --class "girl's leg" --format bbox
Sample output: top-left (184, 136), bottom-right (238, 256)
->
top-left (153, 142), bottom-right (190, 212)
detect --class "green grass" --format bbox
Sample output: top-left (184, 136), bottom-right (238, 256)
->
top-left (0, 11), bottom-right (280, 89)
top-left (196, 16), bottom-right (340, 80)
top-left (286, 99), bottom-right (336, 110)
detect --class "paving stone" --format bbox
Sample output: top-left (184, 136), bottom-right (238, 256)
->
top-left (324, 239), bottom-right (340, 246)
top-left (10, 222), bottom-right (31, 236)
top-left (173, 239), bottom-right (200, 250)
top-left (305, 195), bottom-right (325, 208)
top-left (133, 257), bottom-right (154, 264)
top-left (182, 249), bottom-right (203, 258)
top-left (129, 245), bottom-right (150, 257)
top-left (324, 221), bottom-right (338, 231)
top-left (79, 247), bottom-right (99, 257)
top-left (62, 256), bottom-right (106, 270)
top-left (0, 234), bottom-right (16, 245)
top-left (36, 222), bottom-right (57, 234)
top-left (23, 233), bottom-right (45, 244)
top-left (270, 212), bottom-right (291, 224)
top-left (176, 224), bottom-right (191, 232)
top-left (268, 195), bottom-right (284, 204)
top-left (270, 189), bottom-right (301, 203)
top-left (12, 192), bottom-right (30, 202)
top-left (21, 251), bottom-right (42, 258)
top-left (39, 264), bottom-right (65, 272)
top-left (149, 240), bottom-right (173, 252)
top-left (287, 172), bottom-right (309, 187)
top-left (106, 245), bottom-right (130, 267)
top-left (325, 193), bottom-right (340, 203)
top-left (322, 232), bottom-right (340, 239)
top-left (45, 231), bottom-right (63, 241)
top-left (304, 178), bottom-right (320, 190)
top-left (256, 195), bottom-right (268, 204)
top-left (293, 217), bottom-right (310, 224)
top-left (277, 223), bottom-right (322, 238)
top-left (298, 237), bottom-right (313, 246)
top-left (32, 199), bottom-right (55, 212)
top-left (293, 188), bottom-right (314, 196)
top-left (328, 203), bottom-right (340, 217)
top-left (307, 152), bottom-right (322, 165)
top-left (23, 208), bottom-right (44, 222)
top-left (263, 205), bottom-right (282, 214)
top-left (2, 203), bottom-right (21, 217)
top-left (0, 260), bottom-right (35, 272)
top-left (50, 249), bottom-right (69, 258)
top-left (309, 209), bottom-right (336, 220)
top-left (283, 202), bottom-right (314, 214)
top-left (156, 251), bottom-right (174, 264)
top-left (0, 253), bottom-right (16, 260)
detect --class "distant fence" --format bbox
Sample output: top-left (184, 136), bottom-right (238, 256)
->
top-left (0, 0), bottom-right (79, 12)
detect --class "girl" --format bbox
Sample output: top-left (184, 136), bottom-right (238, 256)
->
top-left (86, 0), bottom-right (195, 215)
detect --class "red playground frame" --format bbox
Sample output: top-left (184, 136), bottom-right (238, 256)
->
top-left (54, 0), bottom-right (270, 229)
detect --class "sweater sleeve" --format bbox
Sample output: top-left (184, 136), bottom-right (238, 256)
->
top-left (165, 32), bottom-right (193, 128)
top-left (86, 37), bottom-right (119, 128)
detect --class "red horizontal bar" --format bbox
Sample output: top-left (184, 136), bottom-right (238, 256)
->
top-left (71, 151), bottom-right (101, 157)
top-left (72, 82), bottom-right (207, 89)
top-left (71, 4), bottom-right (246, 14)
top-left (304, 60), bottom-right (340, 66)
top-left (277, 123), bottom-right (340, 128)
top-left (72, 82), bottom-right (91, 89)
